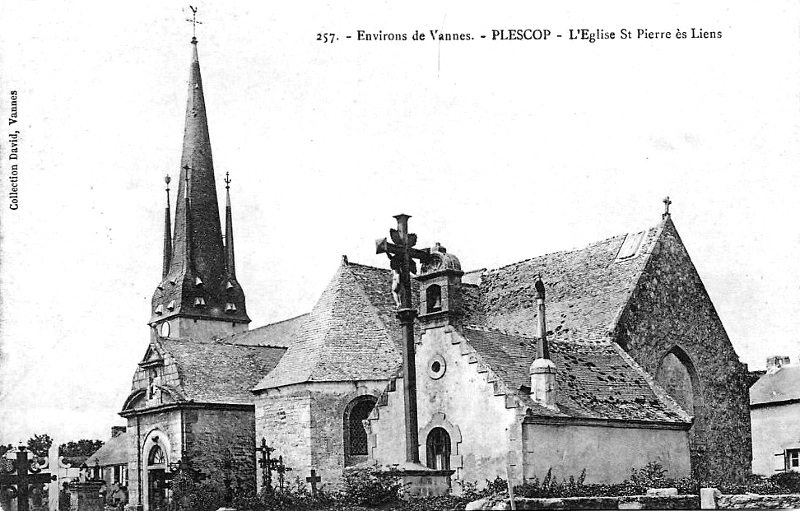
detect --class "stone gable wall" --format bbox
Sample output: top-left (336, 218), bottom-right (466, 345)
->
top-left (369, 326), bottom-right (519, 490)
top-left (615, 220), bottom-right (752, 482)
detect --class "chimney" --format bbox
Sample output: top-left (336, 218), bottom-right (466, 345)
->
top-left (766, 355), bottom-right (790, 374)
top-left (111, 426), bottom-right (127, 438)
top-left (530, 275), bottom-right (557, 409)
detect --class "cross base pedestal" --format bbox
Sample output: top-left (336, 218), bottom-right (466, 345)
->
top-left (68, 481), bottom-right (104, 511)
top-left (388, 462), bottom-right (454, 498)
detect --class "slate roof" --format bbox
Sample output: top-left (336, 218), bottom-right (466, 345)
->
top-left (159, 337), bottom-right (285, 404)
top-left (253, 262), bottom-right (412, 390)
top-left (221, 314), bottom-right (308, 347)
top-left (462, 327), bottom-right (689, 423)
top-left (86, 432), bottom-right (129, 467)
top-left (252, 219), bottom-right (691, 424)
top-left (464, 227), bottom-right (660, 339)
top-left (750, 365), bottom-right (800, 406)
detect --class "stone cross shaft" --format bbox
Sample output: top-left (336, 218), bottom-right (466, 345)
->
top-left (0, 447), bottom-right (55, 511)
top-left (376, 214), bottom-right (431, 464)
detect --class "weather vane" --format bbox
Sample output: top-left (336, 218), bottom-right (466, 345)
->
top-left (186, 6), bottom-right (202, 40)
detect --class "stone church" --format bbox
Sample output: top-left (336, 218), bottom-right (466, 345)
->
top-left (120, 36), bottom-right (751, 510)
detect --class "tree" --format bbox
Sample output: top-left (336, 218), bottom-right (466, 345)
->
top-left (27, 433), bottom-right (53, 457)
top-left (59, 439), bottom-right (104, 465)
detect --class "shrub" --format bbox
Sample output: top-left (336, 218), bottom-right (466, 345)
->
top-left (769, 471), bottom-right (800, 493)
top-left (341, 464), bottom-right (403, 506)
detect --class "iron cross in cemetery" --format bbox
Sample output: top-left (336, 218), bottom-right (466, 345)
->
top-left (0, 446), bottom-right (55, 511)
top-left (376, 214), bottom-right (432, 464)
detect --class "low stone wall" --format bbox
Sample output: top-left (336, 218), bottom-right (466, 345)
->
top-left (715, 493), bottom-right (800, 509)
top-left (465, 495), bottom-right (699, 510)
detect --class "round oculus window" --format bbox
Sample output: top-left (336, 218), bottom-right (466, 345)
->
top-left (427, 354), bottom-right (446, 380)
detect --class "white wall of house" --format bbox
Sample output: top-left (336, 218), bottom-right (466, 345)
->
top-left (751, 402), bottom-right (800, 475)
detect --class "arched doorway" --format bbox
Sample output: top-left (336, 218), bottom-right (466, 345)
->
top-left (426, 427), bottom-right (451, 470)
top-left (147, 444), bottom-right (168, 511)
top-left (343, 396), bottom-right (377, 466)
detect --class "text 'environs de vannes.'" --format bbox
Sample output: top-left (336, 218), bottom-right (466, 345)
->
top-left (324, 28), bottom-right (723, 44)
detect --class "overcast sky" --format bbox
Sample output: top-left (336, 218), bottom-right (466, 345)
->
top-left (0, 0), bottom-right (798, 444)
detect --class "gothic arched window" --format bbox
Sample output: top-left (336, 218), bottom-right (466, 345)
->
top-left (426, 427), bottom-right (451, 470)
top-left (656, 347), bottom-right (699, 415)
top-left (343, 396), bottom-right (377, 465)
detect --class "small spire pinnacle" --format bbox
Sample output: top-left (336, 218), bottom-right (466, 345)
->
top-left (662, 196), bottom-right (672, 219)
top-left (162, 174), bottom-right (173, 278)
top-left (225, 171), bottom-right (236, 277)
top-left (186, 6), bottom-right (202, 42)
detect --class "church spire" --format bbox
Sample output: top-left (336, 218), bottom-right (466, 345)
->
top-left (150, 35), bottom-right (250, 333)
top-left (224, 172), bottom-right (236, 277)
top-left (162, 175), bottom-right (172, 278)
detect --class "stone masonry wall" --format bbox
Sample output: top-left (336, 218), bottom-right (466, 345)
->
top-left (183, 407), bottom-right (256, 495)
top-left (255, 382), bottom-right (386, 491)
top-left (254, 388), bottom-right (312, 492)
top-left (125, 407), bottom-right (254, 511)
top-left (308, 381), bottom-right (386, 487)
top-left (126, 410), bottom-right (182, 510)
top-left (615, 219), bottom-right (752, 483)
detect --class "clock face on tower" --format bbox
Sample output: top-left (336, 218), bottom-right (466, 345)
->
top-left (160, 322), bottom-right (170, 338)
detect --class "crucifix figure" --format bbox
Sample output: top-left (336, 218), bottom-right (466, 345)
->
top-left (186, 6), bottom-right (202, 40)
top-left (305, 469), bottom-right (321, 497)
top-left (376, 214), bottom-right (431, 463)
top-left (662, 196), bottom-right (672, 219)
top-left (0, 446), bottom-right (56, 511)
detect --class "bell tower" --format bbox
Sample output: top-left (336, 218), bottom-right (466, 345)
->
top-left (415, 243), bottom-right (463, 329)
top-left (149, 36), bottom-right (250, 339)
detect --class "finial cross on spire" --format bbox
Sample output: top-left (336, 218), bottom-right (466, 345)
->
top-left (662, 196), bottom-right (672, 219)
top-left (224, 171), bottom-right (231, 190)
top-left (186, 6), bottom-right (202, 41)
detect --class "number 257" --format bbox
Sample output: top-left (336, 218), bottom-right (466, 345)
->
top-left (317, 33), bottom-right (335, 43)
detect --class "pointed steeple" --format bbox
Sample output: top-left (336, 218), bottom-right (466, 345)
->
top-left (224, 172), bottom-right (236, 277)
top-left (171, 38), bottom-right (224, 281)
top-left (150, 36), bottom-right (250, 333)
top-left (162, 175), bottom-right (173, 278)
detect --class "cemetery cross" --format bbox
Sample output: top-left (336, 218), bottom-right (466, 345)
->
top-left (0, 446), bottom-right (56, 511)
top-left (376, 214), bottom-right (432, 463)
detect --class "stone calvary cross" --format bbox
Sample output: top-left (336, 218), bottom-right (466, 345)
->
top-left (376, 214), bottom-right (432, 463)
top-left (0, 446), bottom-right (56, 511)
